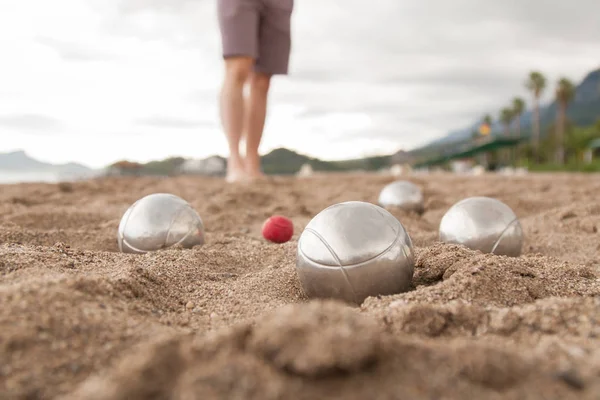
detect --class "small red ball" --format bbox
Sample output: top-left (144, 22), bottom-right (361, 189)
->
top-left (262, 215), bottom-right (294, 243)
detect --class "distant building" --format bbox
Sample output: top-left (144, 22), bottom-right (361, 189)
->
top-left (296, 163), bottom-right (314, 177)
top-left (471, 165), bottom-right (486, 176)
top-left (584, 139), bottom-right (600, 164)
top-left (178, 156), bottom-right (226, 176)
top-left (450, 159), bottom-right (473, 174)
top-left (104, 161), bottom-right (144, 177)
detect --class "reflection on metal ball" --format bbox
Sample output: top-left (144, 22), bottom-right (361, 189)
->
top-left (117, 193), bottom-right (205, 254)
top-left (296, 201), bottom-right (415, 305)
top-left (378, 180), bottom-right (424, 213)
top-left (439, 196), bottom-right (523, 257)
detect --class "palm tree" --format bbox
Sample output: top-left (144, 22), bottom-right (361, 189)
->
top-left (483, 114), bottom-right (492, 126)
top-left (499, 108), bottom-right (516, 166)
top-left (555, 77), bottom-right (576, 164)
top-left (525, 71), bottom-right (547, 158)
top-left (500, 107), bottom-right (514, 137)
top-left (511, 97), bottom-right (525, 139)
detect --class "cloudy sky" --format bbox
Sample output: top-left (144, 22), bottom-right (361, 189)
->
top-left (1, 0), bottom-right (599, 168)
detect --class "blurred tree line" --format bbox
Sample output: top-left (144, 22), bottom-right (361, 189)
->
top-left (475, 70), bottom-right (600, 171)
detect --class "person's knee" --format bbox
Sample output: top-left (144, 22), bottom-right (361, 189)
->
top-left (250, 72), bottom-right (271, 95)
top-left (225, 57), bottom-right (253, 85)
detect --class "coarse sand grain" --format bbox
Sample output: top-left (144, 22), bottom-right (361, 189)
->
top-left (1, 172), bottom-right (599, 399)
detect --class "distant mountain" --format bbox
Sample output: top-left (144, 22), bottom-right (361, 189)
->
top-left (260, 148), bottom-right (339, 174)
top-left (0, 150), bottom-right (92, 172)
top-left (103, 148), bottom-right (394, 177)
top-left (389, 150), bottom-right (414, 165)
top-left (261, 148), bottom-right (393, 175)
top-left (0, 147), bottom-right (408, 183)
top-left (418, 67), bottom-right (600, 150)
top-left (0, 150), bottom-right (97, 183)
top-left (0, 150), bottom-right (48, 170)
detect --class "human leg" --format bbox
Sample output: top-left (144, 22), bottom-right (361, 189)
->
top-left (220, 58), bottom-right (255, 182)
top-left (217, 0), bottom-right (260, 182)
top-left (240, 0), bottom-right (293, 179)
top-left (244, 72), bottom-right (271, 178)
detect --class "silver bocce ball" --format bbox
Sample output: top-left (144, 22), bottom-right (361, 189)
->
top-left (378, 180), bottom-right (424, 213)
top-left (117, 193), bottom-right (205, 254)
top-left (296, 201), bottom-right (415, 305)
top-left (439, 196), bottom-right (523, 257)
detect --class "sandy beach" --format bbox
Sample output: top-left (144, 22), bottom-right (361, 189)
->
top-left (1, 172), bottom-right (599, 399)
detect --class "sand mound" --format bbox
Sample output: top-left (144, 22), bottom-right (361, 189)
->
top-left (64, 301), bottom-right (598, 400)
top-left (1, 173), bottom-right (600, 399)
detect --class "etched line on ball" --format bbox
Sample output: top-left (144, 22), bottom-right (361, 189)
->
top-left (173, 224), bottom-right (201, 248)
top-left (173, 205), bottom-right (204, 248)
top-left (303, 227), bottom-right (407, 269)
top-left (121, 238), bottom-right (147, 254)
top-left (304, 227), bottom-right (359, 304)
top-left (490, 217), bottom-right (521, 255)
top-left (118, 204), bottom-right (136, 253)
top-left (373, 206), bottom-right (400, 236)
top-left (164, 205), bottom-right (185, 249)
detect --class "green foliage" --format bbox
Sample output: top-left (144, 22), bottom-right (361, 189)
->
top-left (259, 148), bottom-right (393, 175)
top-left (556, 77), bottom-right (576, 104)
top-left (331, 155), bottom-right (392, 171)
top-left (499, 108), bottom-right (515, 136)
top-left (500, 108), bottom-right (514, 124)
top-left (519, 122), bottom-right (600, 167)
top-left (512, 97), bottom-right (525, 115)
top-left (526, 71), bottom-right (547, 97)
top-left (565, 125), bottom-right (598, 150)
top-left (142, 157), bottom-right (186, 175)
top-left (526, 161), bottom-right (600, 173)
top-left (260, 148), bottom-right (330, 175)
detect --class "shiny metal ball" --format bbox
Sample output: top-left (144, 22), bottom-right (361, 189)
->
top-left (378, 180), bottom-right (424, 213)
top-left (117, 193), bottom-right (205, 254)
top-left (296, 201), bottom-right (415, 305)
top-left (439, 196), bottom-right (523, 257)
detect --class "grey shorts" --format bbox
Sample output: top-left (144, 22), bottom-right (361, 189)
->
top-left (217, 0), bottom-right (293, 75)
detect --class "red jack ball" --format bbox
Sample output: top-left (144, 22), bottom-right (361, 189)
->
top-left (262, 215), bottom-right (294, 243)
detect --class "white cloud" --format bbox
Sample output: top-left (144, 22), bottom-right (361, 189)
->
top-left (1, 0), bottom-right (599, 168)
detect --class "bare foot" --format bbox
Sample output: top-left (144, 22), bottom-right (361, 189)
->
top-left (244, 153), bottom-right (269, 181)
top-left (225, 156), bottom-right (247, 183)
top-left (247, 171), bottom-right (271, 182)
